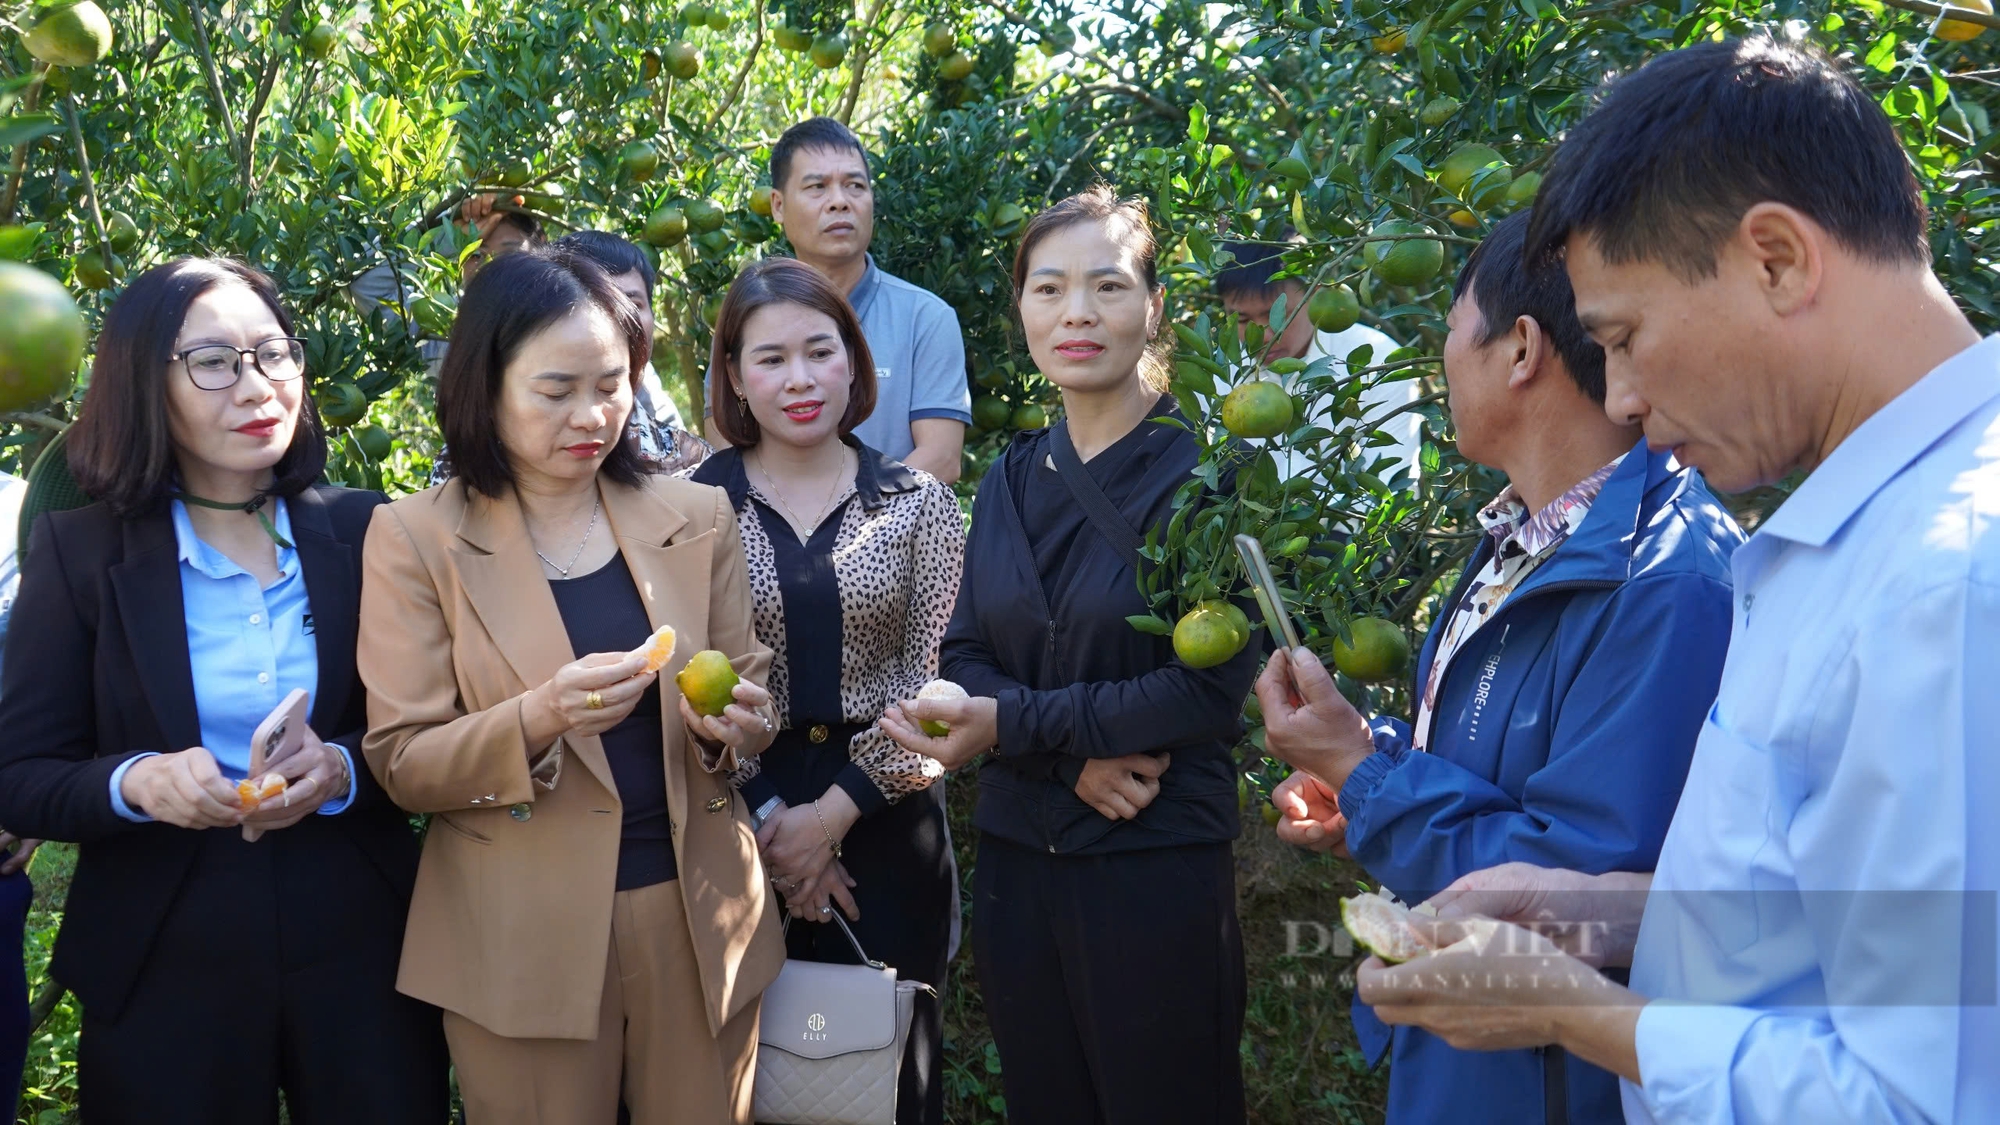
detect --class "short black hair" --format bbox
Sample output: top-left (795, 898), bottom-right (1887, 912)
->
top-left (1455, 213), bottom-right (1607, 403)
top-left (492, 210), bottom-right (544, 243)
top-left (67, 258), bottom-right (326, 516)
top-left (1214, 234), bottom-right (1305, 301)
top-left (436, 248), bottom-right (649, 498)
top-left (555, 230), bottom-right (655, 298)
top-left (1525, 36), bottom-right (1928, 279)
top-left (770, 116), bottom-right (869, 193)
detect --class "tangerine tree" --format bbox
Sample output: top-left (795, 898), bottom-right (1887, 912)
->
top-left (3, 0), bottom-right (1996, 1119)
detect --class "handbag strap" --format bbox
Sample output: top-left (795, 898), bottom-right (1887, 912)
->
top-left (779, 898), bottom-right (885, 969)
top-left (1049, 419), bottom-right (1143, 573)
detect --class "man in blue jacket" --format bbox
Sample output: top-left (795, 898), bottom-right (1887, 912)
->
top-left (1255, 210), bottom-right (1744, 1124)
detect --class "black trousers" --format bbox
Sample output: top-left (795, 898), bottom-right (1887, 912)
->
top-left (973, 834), bottom-right (1246, 1125)
top-left (2, 870), bottom-right (29, 1112)
top-left (76, 826), bottom-right (448, 1125)
top-left (767, 732), bottom-right (954, 1125)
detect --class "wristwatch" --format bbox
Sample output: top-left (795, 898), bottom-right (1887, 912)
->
top-left (750, 795), bottom-right (783, 830)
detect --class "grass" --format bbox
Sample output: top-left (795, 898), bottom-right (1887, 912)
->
top-left (14, 772), bottom-right (1390, 1124)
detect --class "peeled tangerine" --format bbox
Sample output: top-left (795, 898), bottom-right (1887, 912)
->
top-left (237, 773), bottom-right (286, 810)
top-left (1340, 889), bottom-right (1437, 964)
top-left (915, 679), bottom-right (968, 737)
top-left (634, 623), bottom-right (678, 673)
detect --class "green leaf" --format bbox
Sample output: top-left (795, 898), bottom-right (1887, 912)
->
top-left (1126, 614), bottom-right (1174, 636)
top-left (1865, 34), bottom-right (1897, 74)
top-left (1187, 102), bottom-right (1208, 144)
top-left (0, 223), bottom-right (45, 262)
top-left (0, 113), bottom-right (61, 149)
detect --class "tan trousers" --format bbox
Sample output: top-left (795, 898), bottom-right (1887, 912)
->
top-left (445, 879), bottom-right (761, 1125)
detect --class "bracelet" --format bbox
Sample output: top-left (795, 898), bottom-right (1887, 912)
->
top-left (812, 798), bottom-right (843, 859)
top-left (330, 747), bottom-right (353, 800)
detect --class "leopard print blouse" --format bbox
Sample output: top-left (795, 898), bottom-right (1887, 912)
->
top-left (683, 444), bottom-right (964, 804)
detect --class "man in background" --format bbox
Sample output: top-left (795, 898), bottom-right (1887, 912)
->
top-left (1215, 236), bottom-right (1424, 487)
top-left (712, 116), bottom-right (970, 482)
top-left (554, 230), bottom-right (710, 473)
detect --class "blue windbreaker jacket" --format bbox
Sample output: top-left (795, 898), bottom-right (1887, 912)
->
top-left (1345, 443), bottom-right (1744, 1124)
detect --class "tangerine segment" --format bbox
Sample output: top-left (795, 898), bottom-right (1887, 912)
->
top-left (635, 624), bottom-right (678, 674)
top-left (236, 773), bottom-right (287, 810)
top-left (1340, 891), bottom-right (1431, 964)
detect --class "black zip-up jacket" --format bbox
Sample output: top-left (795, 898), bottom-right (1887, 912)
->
top-left (942, 408), bottom-right (1261, 855)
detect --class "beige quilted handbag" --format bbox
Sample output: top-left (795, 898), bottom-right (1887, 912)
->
top-left (753, 913), bottom-right (935, 1125)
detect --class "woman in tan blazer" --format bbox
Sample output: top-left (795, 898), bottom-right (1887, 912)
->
top-left (357, 248), bottom-right (785, 1125)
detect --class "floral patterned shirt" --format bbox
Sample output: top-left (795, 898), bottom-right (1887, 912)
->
top-left (1411, 455), bottom-right (1626, 752)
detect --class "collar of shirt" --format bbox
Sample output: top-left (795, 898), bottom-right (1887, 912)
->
top-left (172, 495), bottom-right (298, 582)
top-left (1754, 334), bottom-right (2000, 551)
top-left (1476, 453), bottom-right (1627, 563)
top-left (845, 253), bottom-right (882, 319)
top-left (693, 437), bottom-right (921, 514)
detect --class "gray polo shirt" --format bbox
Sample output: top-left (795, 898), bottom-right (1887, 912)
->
top-left (844, 255), bottom-right (970, 462)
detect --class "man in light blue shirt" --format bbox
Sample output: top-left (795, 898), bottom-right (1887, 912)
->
top-left (709, 117), bottom-right (971, 482)
top-left (1351, 37), bottom-right (1998, 1124)
top-left (105, 497), bottom-right (358, 820)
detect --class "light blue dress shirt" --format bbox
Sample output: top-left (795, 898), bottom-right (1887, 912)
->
top-left (1623, 336), bottom-right (2000, 1123)
top-left (107, 498), bottom-right (357, 821)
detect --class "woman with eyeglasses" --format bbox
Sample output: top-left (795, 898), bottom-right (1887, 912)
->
top-left (0, 258), bottom-right (449, 1124)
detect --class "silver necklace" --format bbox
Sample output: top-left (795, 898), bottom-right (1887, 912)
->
top-left (534, 495), bottom-right (600, 577)
top-left (752, 450), bottom-right (849, 538)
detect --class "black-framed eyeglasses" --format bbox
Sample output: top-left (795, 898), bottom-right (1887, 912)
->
top-left (170, 337), bottom-right (307, 391)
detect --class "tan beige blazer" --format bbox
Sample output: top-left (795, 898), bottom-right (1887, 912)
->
top-left (358, 474), bottom-right (784, 1041)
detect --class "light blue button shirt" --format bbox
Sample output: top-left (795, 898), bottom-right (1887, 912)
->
top-left (107, 498), bottom-right (357, 821)
top-left (1623, 336), bottom-right (2000, 1123)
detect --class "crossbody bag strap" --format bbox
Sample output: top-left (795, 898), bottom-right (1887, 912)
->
top-left (1048, 420), bottom-right (1144, 573)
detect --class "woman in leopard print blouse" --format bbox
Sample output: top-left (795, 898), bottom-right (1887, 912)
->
top-left (686, 257), bottom-right (964, 1125)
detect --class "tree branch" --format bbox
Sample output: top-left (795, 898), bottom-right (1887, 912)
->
top-left (1881, 0), bottom-right (2000, 28)
top-left (182, 0), bottom-right (244, 175)
top-left (26, 980), bottom-right (64, 1036)
top-left (0, 62), bottom-right (47, 224)
top-left (0, 410), bottom-right (68, 432)
top-left (239, 0), bottom-right (302, 197)
top-left (702, 0), bottom-right (766, 134)
top-left (836, 0), bottom-right (896, 124)
top-left (62, 93), bottom-right (110, 257)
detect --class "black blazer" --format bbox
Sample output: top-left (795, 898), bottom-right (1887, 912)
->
top-left (0, 485), bottom-right (421, 1020)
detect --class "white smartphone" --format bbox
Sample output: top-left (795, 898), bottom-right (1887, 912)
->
top-left (243, 688), bottom-right (310, 842)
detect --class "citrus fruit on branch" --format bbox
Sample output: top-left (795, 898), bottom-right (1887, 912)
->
top-left (1175, 604), bottom-right (1248, 668)
top-left (1221, 380), bottom-right (1294, 439)
top-left (1363, 220), bottom-right (1444, 288)
top-left (0, 262), bottom-right (86, 414)
top-left (24, 1), bottom-right (114, 67)
top-left (1331, 616), bottom-right (1410, 682)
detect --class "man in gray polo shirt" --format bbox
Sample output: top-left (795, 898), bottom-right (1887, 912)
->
top-left (711, 116), bottom-right (971, 482)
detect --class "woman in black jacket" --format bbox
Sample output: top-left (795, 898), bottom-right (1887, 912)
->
top-left (0, 259), bottom-right (447, 1124)
top-left (881, 187), bottom-right (1260, 1124)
